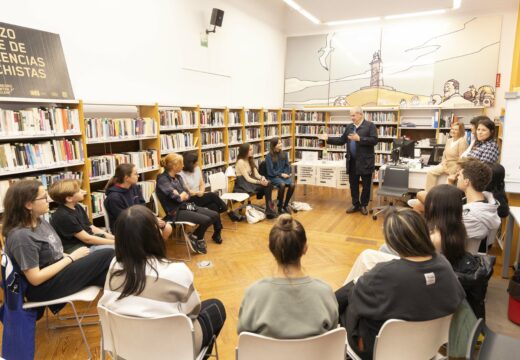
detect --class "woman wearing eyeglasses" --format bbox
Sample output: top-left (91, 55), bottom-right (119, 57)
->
top-left (2, 180), bottom-right (114, 302)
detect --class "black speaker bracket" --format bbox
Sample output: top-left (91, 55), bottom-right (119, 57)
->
top-left (206, 25), bottom-right (217, 34)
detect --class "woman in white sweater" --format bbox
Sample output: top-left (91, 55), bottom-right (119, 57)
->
top-left (98, 205), bottom-right (226, 355)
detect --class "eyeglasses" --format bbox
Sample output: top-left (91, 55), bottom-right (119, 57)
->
top-left (34, 194), bottom-right (50, 202)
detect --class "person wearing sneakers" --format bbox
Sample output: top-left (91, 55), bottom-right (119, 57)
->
top-left (318, 106), bottom-right (378, 215)
top-left (265, 137), bottom-right (295, 214)
top-left (156, 153), bottom-right (223, 254)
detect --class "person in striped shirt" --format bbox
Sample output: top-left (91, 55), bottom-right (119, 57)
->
top-left (98, 205), bottom-right (226, 355)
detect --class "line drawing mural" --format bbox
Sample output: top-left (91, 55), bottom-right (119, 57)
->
top-left (284, 16), bottom-right (501, 108)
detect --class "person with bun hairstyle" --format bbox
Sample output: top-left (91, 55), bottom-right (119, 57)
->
top-left (234, 143), bottom-right (277, 219)
top-left (104, 163), bottom-right (172, 240)
top-left (2, 180), bottom-right (114, 302)
top-left (237, 214), bottom-right (338, 338)
top-left (156, 153), bottom-right (223, 254)
top-left (335, 208), bottom-right (465, 359)
top-left (99, 205), bottom-right (226, 356)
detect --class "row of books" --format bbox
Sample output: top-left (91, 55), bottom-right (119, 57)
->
top-left (326, 144), bottom-right (344, 151)
top-left (295, 112), bottom-right (325, 122)
top-left (200, 110), bottom-right (224, 127)
top-left (229, 147), bottom-right (239, 162)
top-left (228, 111), bottom-right (241, 126)
top-left (160, 133), bottom-right (197, 152)
top-left (281, 125), bottom-right (291, 135)
top-left (251, 143), bottom-right (261, 155)
top-left (0, 107), bottom-right (80, 136)
top-left (89, 150), bottom-right (158, 179)
top-left (201, 130), bottom-right (224, 146)
top-left (281, 138), bottom-right (292, 148)
top-left (323, 152), bottom-right (345, 161)
top-left (137, 180), bottom-right (156, 203)
top-left (202, 149), bottom-right (224, 167)
top-left (296, 125), bottom-right (322, 135)
top-left (265, 127), bottom-right (279, 137)
top-left (296, 138), bottom-right (320, 148)
top-left (0, 171), bottom-right (83, 211)
top-left (202, 166), bottom-right (226, 185)
top-left (0, 139), bottom-right (84, 172)
top-left (246, 128), bottom-right (260, 140)
top-left (364, 112), bottom-right (397, 123)
top-left (228, 129), bottom-right (242, 143)
top-left (327, 125), bottom-right (344, 134)
top-left (375, 142), bottom-right (394, 152)
top-left (377, 126), bottom-right (397, 137)
top-left (265, 112), bottom-right (278, 123)
top-left (91, 191), bottom-right (106, 215)
top-left (282, 111), bottom-right (292, 122)
top-left (159, 110), bottom-right (197, 128)
top-left (439, 113), bottom-right (461, 128)
top-left (245, 110), bottom-right (260, 124)
top-left (85, 117), bottom-right (156, 141)
top-left (375, 154), bottom-right (392, 165)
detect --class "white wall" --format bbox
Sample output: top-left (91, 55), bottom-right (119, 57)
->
top-left (1, 0), bottom-right (287, 108)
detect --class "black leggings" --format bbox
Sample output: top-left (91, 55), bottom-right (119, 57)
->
top-left (276, 183), bottom-right (295, 208)
top-left (192, 192), bottom-right (227, 214)
top-left (198, 299), bottom-right (226, 356)
top-left (174, 207), bottom-right (222, 239)
top-left (26, 248), bottom-right (114, 302)
top-left (255, 182), bottom-right (274, 208)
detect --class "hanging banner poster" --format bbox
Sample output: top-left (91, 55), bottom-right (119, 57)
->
top-left (0, 22), bottom-right (74, 99)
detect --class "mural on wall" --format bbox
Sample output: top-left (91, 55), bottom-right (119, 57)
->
top-left (284, 16), bottom-right (501, 107)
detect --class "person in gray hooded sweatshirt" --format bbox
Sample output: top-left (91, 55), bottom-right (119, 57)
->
top-left (453, 158), bottom-right (500, 254)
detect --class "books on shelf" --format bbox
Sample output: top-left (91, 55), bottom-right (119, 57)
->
top-left (228, 129), bottom-right (242, 143)
top-left (85, 118), bottom-right (157, 142)
top-left (228, 111), bottom-right (241, 126)
top-left (201, 130), bottom-right (223, 146)
top-left (160, 133), bottom-right (196, 153)
top-left (322, 152), bottom-right (345, 161)
top-left (245, 110), bottom-right (260, 124)
top-left (137, 180), bottom-right (156, 203)
top-left (246, 128), bottom-right (260, 141)
top-left (281, 125), bottom-right (291, 136)
top-left (251, 143), bottom-right (261, 156)
top-left (91, 191), bottom-right (106, 216)
top-left (0, 107), bottom-right (80, 137)
top-left (89, 150), bottom-right (158, 180)
top-left (375, 153), bottom-right (392, 165)
top-left (282, 111), bottom-right (292, 122)
top-left (296, 138), bottom-right (320, 148)
top-left (365, 112), bottom-right (397, 123)
top-left (0, 139), bottom-right (84, 173)
top-left (228, 146), bottom-right (239, 163)
top-left (202, 166), bottom-right (226, 185)
top-left (296, 125), bottom-right (323, 135)
top-left (377, 126), bottom-right (397, 137)
top-left (202, 149), bottom-right (224, 167)
top-left (295, 111), bottom-right (325, 122)
top-left (159, 109), bottom-right (198, 129)
top-left (281, 138), bottom-right (292, 148)
top-left (265, 111), bottom-right (278, 124)
top-left (375, 142), bottom-right (393, 152)
top-left (327, 125), bottom-right (345, 135)
top-left (200, 109), bottom-right (224, 127)
top-left (264, 126), bottom-right (278, 138)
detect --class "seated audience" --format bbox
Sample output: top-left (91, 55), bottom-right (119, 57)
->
top-left (265, 137), bottom-right (295, 214)
top-left (237, 214), bottom-right (338, 338)
top-left (425, 184), bottom-right (494, 319)
top-left (455, 158), bottom-right (500, 253)
top-left (2, 180), bottom-right (114, 302)
top-left (49, 179), bottom-right (114, 252)
top-left (335, 208), bottom-right (465, 360)
top-left (459, 116), bottom-right (480, 158)
top-left (104, 163), bottom-right (172, 240)
top-left (98, 206), bottom-right (225, 355)
top-left (425, 122), bottom-right (467, 191)
top-left (156, 154), bottom-right (222, 254)
top-left (465, 116), bottom-right (499, 163)
top-left (234, 143), bottom-right (277, 219)
top-left (180, 151), bottom-right (229, 225)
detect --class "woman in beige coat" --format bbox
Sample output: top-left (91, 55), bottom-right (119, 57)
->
top-left (425, 122), bottom-right (468, 191)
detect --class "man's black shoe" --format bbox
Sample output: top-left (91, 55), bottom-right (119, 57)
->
top-left (346, 206), bottom-right (361, 214)
top-left (360, 206), bottom-right (368, 215)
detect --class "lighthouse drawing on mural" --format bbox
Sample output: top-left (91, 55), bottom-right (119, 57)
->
top-left (370, 50), bottom-right (384, 87)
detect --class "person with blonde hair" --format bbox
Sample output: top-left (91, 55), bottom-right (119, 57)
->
top-left (156, 153), bottom-right (222, 254)
top-left (238, 214), bottom-right (338, 338)
top-left (425, 121), bottom-right (467, 191)
top-left (49, 179), bottom-right (114, 252)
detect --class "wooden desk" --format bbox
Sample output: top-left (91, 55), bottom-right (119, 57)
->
top-left (502, 206), bottom-right (520, 278)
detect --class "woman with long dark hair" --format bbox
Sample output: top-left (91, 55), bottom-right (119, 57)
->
top-left (99, 205), bottom-right (226, 356)
top-left (234, 143), bottom-right (277, 218)
top-left (238, 214), bottom-right (338, 338)
top-left (104, 163), bottom-right (172, 240)
top-left (265, 137), bottom-right (295, 214)
top-left (156, 153), bottom-right (223, 253)
top-left (485, 163), bottom-right (509, 218)
top-left (466, 116), bottom-right (499, 163)
top-left (2, 180), bottom-right (113, 302)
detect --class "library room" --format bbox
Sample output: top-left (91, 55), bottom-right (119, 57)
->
top-left (2, 0), bottom-right (520, 359)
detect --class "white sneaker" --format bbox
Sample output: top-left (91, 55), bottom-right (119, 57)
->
top-left (407, 199), bottom-right (420, 208)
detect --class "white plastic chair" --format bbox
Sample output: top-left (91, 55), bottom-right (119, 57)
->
top-left (151, 191), bottom-right (197, 262)
top-left (102, 201), bottom-right (112, 234)
top-left (346, 314), bottom-right (453, 360)
top-left (98, 305), bottom-right (218, 360)
top-left (209, 171), bottom-right (249, 229)
top-left (236, 328), bottom-right (346, 360)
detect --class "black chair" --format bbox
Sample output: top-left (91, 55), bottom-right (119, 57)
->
top-left (371, 166), bottom-right (409, 220)
top-left (466, 318), bottom-right (520, 359)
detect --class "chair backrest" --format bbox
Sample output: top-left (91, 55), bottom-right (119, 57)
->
top-left (381, 166), bottom-right (409, 190)
top-left (102, 201), bottom-right (111, 234)
top-left (98, 305), bottom-right (197, 360)
top-left (151, 191), bottom-right (166, 218)
top-left (208, 171), bottom-right (228, 195)
top-left (373, 314), bottom-right (453, 360)
top-left (236, 328), bottom-right (346, 360)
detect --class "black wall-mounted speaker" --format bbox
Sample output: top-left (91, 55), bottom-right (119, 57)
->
top-left (210, 8), bottom-right (224, 27)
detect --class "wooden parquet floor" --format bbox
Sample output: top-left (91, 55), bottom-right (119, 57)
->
top-left (1, 186), bottom-right (517, 359)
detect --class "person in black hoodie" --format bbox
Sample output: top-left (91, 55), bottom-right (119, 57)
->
top-left (104, 163), bottom-right (172, 240)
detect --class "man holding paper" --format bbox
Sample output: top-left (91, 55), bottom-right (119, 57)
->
top-left (318, 106), bottom-right (378, 215)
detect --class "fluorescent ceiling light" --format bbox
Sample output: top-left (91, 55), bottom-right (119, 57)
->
top-left (385, 9), bottom-right (447, 20)
top-left (453, 0), bottom-right (462, 10)
top-left (283, 0), bottom-right (320, 24)
top-left (325, 17), bottom-right (381, 26)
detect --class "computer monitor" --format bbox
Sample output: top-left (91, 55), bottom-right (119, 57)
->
top-left (392, 138), bottom-right (415, 162)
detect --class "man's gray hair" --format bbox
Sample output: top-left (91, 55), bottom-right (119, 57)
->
top-left (350, 106), bottom-right (363, 115)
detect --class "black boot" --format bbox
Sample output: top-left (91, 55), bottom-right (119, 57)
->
top-left (212, 230), bottom-right (223, 244)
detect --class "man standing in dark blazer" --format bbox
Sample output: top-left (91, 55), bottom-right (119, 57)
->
top-left (318, 106), bottom-right (378, 215)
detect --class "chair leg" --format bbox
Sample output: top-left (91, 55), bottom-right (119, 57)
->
top-left (49, 299), bottom-right (99, 329)
top-left (68, 300), bottom-right (93, 360)
top-left (171, 223), bottom-right (192, 262)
